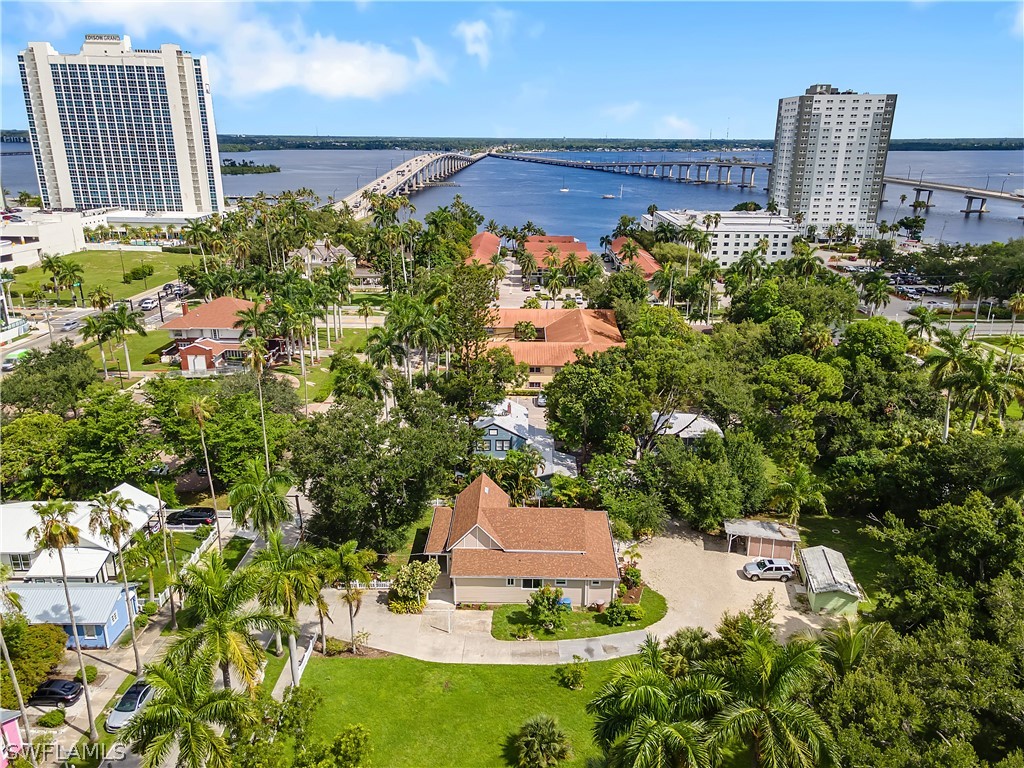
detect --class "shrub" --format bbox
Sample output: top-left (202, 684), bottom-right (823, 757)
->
top-left (391, 560), bottom-right (440, 603)
top-left (555, 655), bottom-right (588, 690)
top-left (616, 583), bottom-right (627, 598)
top-left (133, 614), bottom-right (150, 630)
top-left (142, 353), bottom-right (160, 365)
top-left (324, 637), bottom-right (347, 656)
top-left (194, 524), bottom-right (213, 541)
top-left (387, 594), bottom-right (426, 615)
top-left (12, 265), bottom-right (28, 275)
top-left (142, 601), bottom-right (160, 617)
top-left (622, 566), bottom-right (642, 589)
top-left (609, 518), bottom-right (633, 541)
top-left (514, 714), bottom-right (572, 768)
top-left (527, 586), bottom-right (568, 632)
top-left (0, 621), bottom-right (67, 709)
top-left (604, 600), bottom-right (644, 627)
top-left (510, 625), bottom-right (532, 640)
top-left (74, 665), bottom-right (98, 684)
top-left (522, 297), bottom-right (542, 309)
top-left (37, 709), bottom-right (66, 728)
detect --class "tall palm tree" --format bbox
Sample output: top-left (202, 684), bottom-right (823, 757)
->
top-left (28, 500), bottom-right (99, 742)
top-left (251, 532), bottom-right (322, 686)
top-left (58, 260), bottom-right (86, 306)
top-left (945, 349), bottom-right (1024, 429)
top-left (40, 254), bottom-right (65, 302)
top-left (89, 491), bottom-right (143, 675)
top-left (106, 303), bottom-right (147, 379)
top-left (182, 395), bottom-right (223, 550)
top-left (652, 262), bottom-right (684, 308)
top-left (119, 655), bottom-right (257, 768)
top-left (358, 302), bottom-right (373, 333)
top-left (88, 285), bottom-right (113, 312)
top-left (1008, 292), bottom-right (1024, 337)
top-left (925, 326), bottom-right (976, 441)
top-left (768, 463), bottom-right (827, 526)
top-left (902, 305), bottom-right (941, 342)
top-left (169, 550), bottom-right (293, 691)
top-left (319, 541), bottom-right (377, 654)
top-left (519, 250), bottom-right (539, 287)
top-left (708, 623), bottom-right (838, 768)
top-left (122, 530), bottom-right (164, 602)
top-left (862, 278), bottom-right (891, 318)
top-left (698, 261), bottom-right (722, 321)
top-left (818, 617), bottom-right (886, 684)
top-left (790, 246), bottom-right (823, 287)
top-left (948, 282), bottom-right (970, 328)
top-left (228, 459), bottom-right (293, 539)
top-left (967, 271), bottom-right (995, 339)
top-left (0, 565), bottom-right (36, 766)
top-left (183, 218), bottom-right (211, 273)
top-left (81, 314), bottom-right (112, 380)
top-left (240, 335), bottom-right (272, 472)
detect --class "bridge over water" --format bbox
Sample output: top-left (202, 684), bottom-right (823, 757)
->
top-left (881, 176), bottom-right (1023, 215)
top-left (488, 152), bottom-right (773, 188)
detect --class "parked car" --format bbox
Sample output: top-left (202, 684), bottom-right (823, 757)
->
top-left (165, 508), bottom-right (215, 526)
top-left (105, 681), bottom-right (154, 732)
top-left (742, 558), bottom-right (796, 582)
top-left (139, 297), bottom-right (158, 311)
top-left (534, 392), bottom-right (547, 407)
top-left (61, 318), bottom-right (81, 332)
top-left (28, 679), bottom-right (83, 709)
top-left (162, 283), bottom-right (175, 292)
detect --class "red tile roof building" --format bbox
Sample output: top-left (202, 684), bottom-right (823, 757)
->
top-left (160, 296), bottom-right (256, 372)
top-left (424, 474), bottom-right (619, 606)
top-left (611, 236), bottom-right (661, 281)
top-left (468, 231), bottom-right (501, 265)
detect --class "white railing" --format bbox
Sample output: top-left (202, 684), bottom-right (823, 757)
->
top-left (354, 579), bottom-right (392, 590)
top-left (150, 527), bottom-right (219, 606)
top-left (292, 630), bottom-right (320, 687)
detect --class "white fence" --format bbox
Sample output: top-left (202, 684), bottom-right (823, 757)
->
top-left (354, 579), bottom-right (392, 590)
top-left (293, 630), bottom-right (320, 686)
top-left (152, 527), bottom-right (219, 606)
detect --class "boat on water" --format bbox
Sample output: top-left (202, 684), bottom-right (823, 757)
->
top-left (602, 185), bottom-right (624, 199)
top-left (559, 176), bottom-right (569, 193)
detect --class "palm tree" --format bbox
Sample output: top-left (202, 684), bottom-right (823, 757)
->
top-left (122, 530), bottom-right (165, 601)
top-left (106, 303), bottom-right (147, 379)
top-left (319, 541), bottom-right (377, 654)
top-left (0, 565), bottom-right (36, 766)
top-left (28, 500), bottom-right (99, 742)
top-left (183, 218), bottom-right (211, 273)
top-left (619, 239), bottom-right (640, 265)
top-left (182, 395), bottom-right (223, 550)
top-left (944, 349), bottom-right (1024, 429)
top-left (519, 250), bottom-right (539, 287)
top-left (358, 302), bottom-right (373, 333)
top-left (251, 532), bottom-right (322, 686)
top-left (119, 655), bottom-right (257, 768)
top-left (59, 260), bottom-right (86, 306)
top-left (1007, 292), bottom-right (1024, 337)
top-left (240, 336), bottom-right (272, 472)
top-left (862, 278), bottom-right (891, 317)
top-left (40, 254), bottom-right (65, 302)
top-left (228, 459), bottom-right (293, 539)
top-left (652, 262), bottom-right (684, 307)
top-left (925, 326), bottom-right (976, 441)
top-left (698, 261), bottom-right (722, 321)
top-left (768, 463), bottom-right (827, 526)
top-left (514, 715), bottom-right (573, 768)
top-left (902, 305), bottom-right (941, 342)
top-left (790, 246), bottom-right (822, 287)
top-left (948, 282), bottom-right (970, 327)
top-left (81, 314), bottom-right (112, 379)
top-left (88, 285), bottom-right (113, 311)
top-left (818, 617), bottom-right (886, 684)
top-left (89, 491), bottom-right (143, 675)
top-left (967, 271), bottom-right (995, 339)
top-left (170, 549), bottom-right (293, 690)
top-left (708, 623), bottom-right (837, 768)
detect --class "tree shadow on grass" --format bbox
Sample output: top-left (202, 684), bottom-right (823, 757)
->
top-left (501, 731), bottom-right (520, 767)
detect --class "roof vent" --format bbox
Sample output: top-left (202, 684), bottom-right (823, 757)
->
top-left (483, 487), bottom-right (489, 494)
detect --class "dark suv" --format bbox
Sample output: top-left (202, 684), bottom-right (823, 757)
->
top-left (165, 508), bottom-right (215, 526)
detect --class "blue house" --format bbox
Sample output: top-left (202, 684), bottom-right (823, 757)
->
top-left (13, 582), bottom-right (139, 649)
top-left (474, 399), bottom-right (577, 478)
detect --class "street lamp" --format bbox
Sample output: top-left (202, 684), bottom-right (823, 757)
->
top-left (117, 244), bottom-right (126, 282)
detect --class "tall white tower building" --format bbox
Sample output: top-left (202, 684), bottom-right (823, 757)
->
top-left (19, 35), bottom-right (223, 214)
top-left (768, 84), bottom-right (896, 237)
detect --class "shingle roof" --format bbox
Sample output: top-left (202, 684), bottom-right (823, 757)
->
top-left (13, 582), bottom-right (134, 625)
top-left (424, 474), bottom-right (618, 580)
top-left (801, 546), bottom-right (861, 598)
top-left (160, 296), bottom-right (255, 331)
top-left (489, 309), bottom-right (624, 367)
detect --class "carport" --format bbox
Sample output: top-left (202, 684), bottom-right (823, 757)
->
top-left (724, 519), bottom-right (800, 560)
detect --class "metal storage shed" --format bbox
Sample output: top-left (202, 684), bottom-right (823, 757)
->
top-left (800, 545), bottom-right (861, 615)
top-left (724, 519), bottom-right (801, 560)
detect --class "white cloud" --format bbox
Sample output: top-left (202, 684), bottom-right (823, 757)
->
top-left (657, 114), bottom-right (700, 139)
top-left (453, 19), bottom-right (492, 67)
top-left (37, 1), bottom-right (445, 100)
top-left (601, 101), bottom-right (641, 121)
top-left (1014, 2), bottom-right (1024, 37)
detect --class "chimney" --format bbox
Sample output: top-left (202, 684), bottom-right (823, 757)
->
top-left (181, 301), bottom-right (189, 315)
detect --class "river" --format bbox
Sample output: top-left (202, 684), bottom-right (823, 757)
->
top-left (3, 144), bottom-right (1021, 247)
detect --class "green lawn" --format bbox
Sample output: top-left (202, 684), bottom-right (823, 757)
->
top-left (316, 326), bottom-right (369, 352)
top-left (800, 515), bottom-right (889, 610)
top-left (305, 655), bottom-right (620, 767)
top-left (349, 292), bottom-right (387, 308)
top-left (221, 535), bottom-right (254, 570)
top-left (10, 249), bottom-right (198, 304)
top-left (385, 508), bottom-right (435, 575)
top-left (262, 645), bottom-right (290, 692)
top-left (125, 530), bottom-right (210, 598)
top-left (490, 588), bottom-right (668, 641)
top-left (275, 330), bottom-right (371, 403)
top-left (84, 330), bottom-right (174, 376)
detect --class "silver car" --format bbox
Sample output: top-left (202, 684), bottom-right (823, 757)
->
top-left (742, 558), bottom-right (796, 583)
top-left (105, 681), bottom-right (154, 732)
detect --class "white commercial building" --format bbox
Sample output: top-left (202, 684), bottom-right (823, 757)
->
top-left (641, 209), bottom-right (800, 266)
top-left (18, 35), bottom-right (223, 215)
top-left (769, 84), bottom-right (896, 238)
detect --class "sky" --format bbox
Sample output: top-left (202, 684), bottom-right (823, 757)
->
top-left (2, 1), bottom-right (1022, 139)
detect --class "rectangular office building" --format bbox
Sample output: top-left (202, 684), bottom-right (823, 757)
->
top-left (19, 35), bottom-right (222, 214)
top-left (641, 209), bottom-right (800, 266)
top-left (769, 84), bottom-right (896, 238)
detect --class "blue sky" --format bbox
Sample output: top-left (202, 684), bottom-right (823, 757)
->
top-left (2, 1), bottom-right (1022, 138)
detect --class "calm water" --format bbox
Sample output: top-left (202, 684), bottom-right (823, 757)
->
top-left (3, 143), bottom-right (1022, 245)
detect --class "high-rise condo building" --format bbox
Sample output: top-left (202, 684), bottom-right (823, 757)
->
top-left (19, 35), bottom-right (222, 214)
top-left (768, 84), bottom-right (896, 237)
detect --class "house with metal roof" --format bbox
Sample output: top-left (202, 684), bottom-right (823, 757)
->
top-left (423, 474), bottom-right (619, 607)
top-left (12, 582), bottom-right (139, 649)
top-left (724, 519), bottom-right (801, 560)
top-left (0, 483), bottom-right (160, 583)
top-left (800, 545), bottom-right (861, 615)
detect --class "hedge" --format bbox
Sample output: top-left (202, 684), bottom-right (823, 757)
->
top-left (37, 709), bottom-right (66, 728)
top-left (161, 245), bottom-right (197, 254)
top-left (74, 664), bottom-right (98, 684)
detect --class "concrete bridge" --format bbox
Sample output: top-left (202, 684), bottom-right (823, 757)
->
top-left (489, 152), bottom-right (773, 189)
top-left (333, 151), bottom-right (484, 217)
top-left (882, 176), bottom-right (1024, 216)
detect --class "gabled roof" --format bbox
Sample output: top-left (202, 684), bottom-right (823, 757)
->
top-left (448, 474), bottom-right (510, 547)
top-left (524, 241), bottom-right (592, 266)
top-left (489, 309), bottom-right (625, 367)
top-left (527, 235), bottom-right (577, 244)
top-left (611, 236), bottom-right (660, 280)
top-left (160, 296), bottom-right (255, 331)
top-left (801, 546), bottom-right (860, 598)
top-left (469, 231), bottom-right (501, 265)
top-left (473, 399), bottom-right (578, 478)
top-left (180, 339), bottom-right (241, 355)
top-left (13, 582), bottom-right (135, 625)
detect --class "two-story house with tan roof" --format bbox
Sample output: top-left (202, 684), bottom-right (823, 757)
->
top-left (423, 474), bottom-right (619, 607)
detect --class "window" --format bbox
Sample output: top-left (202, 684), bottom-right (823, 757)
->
top-left (487, 428), bottom-right (498, 436)
top-left (529, 366), bottom-right (541, 373)
top-left (507, 578), bottom-right (516, 587)
top-left (110, 610), bottom-right (119, 624)
top-left (554, 579), bottom-right (567, 586)
top-left (522, 578), bottom-right (542, 589)
top-left (478, 440), bottom-right (491, 451)
top-left (528, 382), bottom-right (541, 389)
top-left (9, 554), bottom-right (31, 571)
top-left (494, 440), bottom-right (511, 451)
top-left (82, 625), bottom-right (98, 639)
top-left (590, 580), bottom-right (602, 586)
